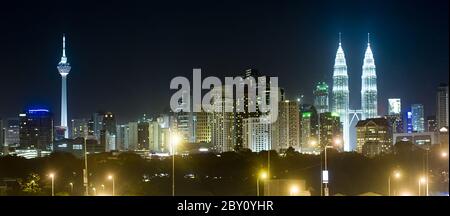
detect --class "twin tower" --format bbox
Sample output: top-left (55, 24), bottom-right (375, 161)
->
top-left (332, 33), bottom-right (378, 151)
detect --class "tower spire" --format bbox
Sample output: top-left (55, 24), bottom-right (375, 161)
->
top-left (367, 32), bottom-right (370, 45)
top-left (60, 34), bottom-right (68, 64)
top-left (62, 34), bottom-right (66, 57)
top-left (339, 32), bottom-right (342, 45)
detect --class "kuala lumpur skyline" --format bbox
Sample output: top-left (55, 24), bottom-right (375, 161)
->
top-left (0, 0), bottom-right (448, 123)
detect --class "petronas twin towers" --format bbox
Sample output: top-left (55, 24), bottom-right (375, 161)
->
top-left (332, 33), bottom-right (378, 151)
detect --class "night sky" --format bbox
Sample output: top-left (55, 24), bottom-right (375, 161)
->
top-left (0, 0), bottom-right (448, 123)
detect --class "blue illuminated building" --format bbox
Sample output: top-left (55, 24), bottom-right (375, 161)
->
top-left (19, 109), bottom-right (54, 151)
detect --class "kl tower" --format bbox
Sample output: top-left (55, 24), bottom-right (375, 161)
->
top-left (57, 34), bottom-right (71, 138)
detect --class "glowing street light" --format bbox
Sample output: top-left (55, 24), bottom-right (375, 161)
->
top-left (333, 138), bottom-right (342, 146)
top-left (388, 170), bottom-right (401, 196)
top-left (257, 170), bottom-right (268, 196)
top-left (49, 173), bottom-right (55, 196)
top-left (442, 151), bottom-right (448, 158)
top-left (418, 176), bottom-right (426, 196)
top-left (289, 185), bottom-right (299, 196)
top-left (92, 187), bottom-right (97, 196)
top-left (309, 139), bottom-right (317, 146)
top-left (108, 175), bottom-right (115, 196)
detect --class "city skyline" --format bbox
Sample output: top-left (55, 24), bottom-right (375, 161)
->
top-left (0, 0), bottom-right (448, 123)
top-left (0, 0), bottom-right (448, 200)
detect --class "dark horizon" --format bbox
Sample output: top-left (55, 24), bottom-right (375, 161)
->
top-left (0, 0), bottom-right (448, 123)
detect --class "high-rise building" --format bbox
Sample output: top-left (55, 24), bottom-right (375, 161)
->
top-left (313, 82), bottom-right (329, 114)
top-left (148, 121), bottom-right (162, 152)
top-left (57, 35), bottom-right (71, 138)
top-left (388, 99), bottom-right (401, 115)
top-left (332, 33), bottom-right (350, 151)
top-left (211, 86), bottom-right (236, 153)
top-left (19, 109), bottom-right (54, 151)
top-left (319, 112), bottom-right (342, 151)
top-left (386, 114), bottom-right (403, 134)
top-left (89, 111), bottom-right (116, 150)
top-left (361, 33), bottom-right (378, 120)
top-left (128, 122), bottom-right (138, 151)
top-left (4, 118), bottom-right (19, 148)
top-left (406, 111), bottom-right (413, 133)
top-left (356, 118), bottom-right (392, 157)
top-left (436, 84), bottom-right (449, 129)
top-left (105, 131), bottom-right (116, 152)
top-left (426, 116), bottom-right (437, 132)
top-left (91, 111), bottom-right (105, 140)
top-left (174, 111), bottom-right (193, 143)
top-left (243, 116), bottom-right (272, 152)
top-left (102, 112), bottom-right (117, 135)
top-left (386, 99), bottom-right (403, 133)
top-left (411, 104), bottom-right (425, 132)
top-left (137, 117), bottom-right (150, 150)
top-left (116, 124), bottom-right (129, 151)
top-left (71, 118), bottom-right (88, 138)
top-left (300, 109), bottom-right (318, 154)
top-left (193, 110), bottom-right (211, 143)
top-left (0, 118), bottom-right (4, 153)
top-left (276, 100), bottom-right (300, 151)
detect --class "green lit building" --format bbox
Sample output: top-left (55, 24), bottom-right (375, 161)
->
top-left (314, 82), bottom-right (329, 114)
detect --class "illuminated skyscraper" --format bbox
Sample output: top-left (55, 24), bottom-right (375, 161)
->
top-left (57, 34), bottom-right (71, 138)
top-left (314, 82), bottom-right (329, 114)
top-left (436, 83), bottom-right (449, 129)
top-left (388, 99), bottom-right (401, 115)
top-left (332, 33), bottom-right (350, 151)
top-left (361, 33), bottom-right (378, 120)
top-left (19, 109), bottom-right (54, 151)
top-left (411, 104), bottom-right (425, 132)
top-left (386, 99), bottom-right (403, 133)
top-left (276, 100), bottom-right (300, 151)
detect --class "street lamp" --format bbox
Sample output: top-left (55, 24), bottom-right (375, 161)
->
top-left (49, 173), bottom-right (55, 196)
top-left (442, 151), bottom-right (448, 158)
top-left (322, 138), bottom-right (340, 196)
top-left (334, 138), bottom-right (342, 146)
top-left (92, 187), bottom-right (97, 196)
top-left (388, 170), bottom-right (401, 196)
top-left (170, 131), bottom-right (181, 197)
top-left (418, 176), bottom-right (426, 196)
top-left (289, 185), bottom-right (299, 196)
top-left (108, 175), bottom-right (115, 196)
top-left (83, 137), bottom-right (89, 196)
top-left (257, 171), bottom-right (268, 196)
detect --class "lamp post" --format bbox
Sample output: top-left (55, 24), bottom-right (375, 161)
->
top-left (108, 175), bottom-right (115, 196)
top-left (170, 131), bottom-right (181, 197)
top-left (83, 137), bottom-right (89, 196)
top-left (257, 171), bottom-right (267, 196)
top-left (388, 170), bottom-right (401, 196)
top-left (322, 138), bottom-right (341, 196)
top-left (49, 173), bottom-right (55, 196)
top-left (426, 147), bottom-right (429, 196)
